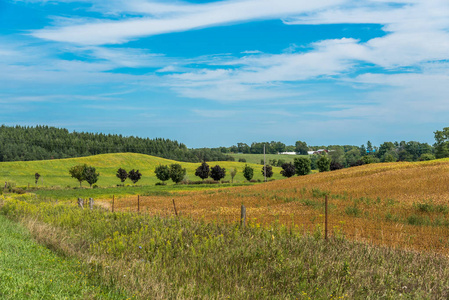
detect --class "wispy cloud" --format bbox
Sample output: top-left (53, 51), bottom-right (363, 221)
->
top-left (31, 0), bottom-right (345, 45)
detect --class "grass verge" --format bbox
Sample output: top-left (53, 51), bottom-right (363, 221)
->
top-left (0, 214), bottom-right (129, 299)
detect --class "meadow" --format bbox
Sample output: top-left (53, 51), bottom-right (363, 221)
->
top-left (0, 153), bottom-right (283, 188)
top-left (109, 158), bottom-right (449, 254)
top-left (2, 194), bottom-right (449, 299)
top-left (2, 155), bottom-right (449, 298)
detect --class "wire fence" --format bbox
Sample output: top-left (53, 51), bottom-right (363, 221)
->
top-left (104, 194), bottom-right (449, 255)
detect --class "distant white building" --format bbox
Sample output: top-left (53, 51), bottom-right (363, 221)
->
top-left (278, 152), bottom-right (297, 155)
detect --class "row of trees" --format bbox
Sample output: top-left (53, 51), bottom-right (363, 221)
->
top-left (67, 156), bottom-right (345, 188)
top-left (214, 141), bottom-right (309, 155)
top-left (0, 125), bottom-right (232, 163)
top-left (67, 155), bottom-right (356, 188)
top-left (5, 125), bottom-right (449, 166)
top-left (69, 165), bottom-right (145, 187)
top-left (214, 128), bottom-right (449, 165)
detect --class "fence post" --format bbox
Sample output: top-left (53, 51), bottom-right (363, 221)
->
top-left (172, 199), bottom-right (178, 216)
top-left (137, 195), bottom-right (140, 213)
top-left (89, 198), bottom-right (94, 210)
top-left (325, 195), bottom-right (328, 240)
top-left (112, 195), bottom-right (114, 213)
top-left (241, 204), bottom-right (246, 228)
top-left (78, 198), bottom-right (84, 209)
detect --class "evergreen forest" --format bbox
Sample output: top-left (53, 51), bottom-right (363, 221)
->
top-left (0, 125), bottom-right (232, 163)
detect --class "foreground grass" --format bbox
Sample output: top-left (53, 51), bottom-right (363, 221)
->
top-left (2, 194), bottom-right (449, 299)
top-left (0, 214), bottom-right (128, 299)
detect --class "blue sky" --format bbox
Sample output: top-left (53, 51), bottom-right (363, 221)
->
top-left (1, 0), bottom-right (449, 148)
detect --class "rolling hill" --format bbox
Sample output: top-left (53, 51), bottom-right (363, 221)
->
top-left (0, 153), bottom-right (284, 188)
top-left (113, 158), bottom-right (449, 254)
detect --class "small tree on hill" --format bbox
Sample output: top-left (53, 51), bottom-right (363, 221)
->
top-left (230, 168), bottom-right (237, 183)
top-left (35, 172), bottom-right (41, 186)
top-left (195, 162), bottom-right (210, 180)
top-left (69, 164), bottom-right (87, 187)
top-left (210, 165), bottom-right (226, 181)
top-left (330, 161), bottom-right (344, 171)
top-left (84, 166), bottom-right (100, 188)
top-left (317, 155), bottom-right (331, 172)
top-left (294, 157), bottom-right (311, 176)
top-left (170, 164), bottom-right (186, 184)
top-left (116, 168), bottom-right (128, 183)
top-left (128, 169), bottom-right (142, 184)
top-left (243, 165), bottom-right (254, 181)
top-left (261, 165), bottom-right (273, 179)
top-left (155, 165), bottom-right (170, 183)
top-left (280, 162), bottom-right (295, 178)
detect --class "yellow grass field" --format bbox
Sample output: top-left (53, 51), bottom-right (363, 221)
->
top-left (112, 158), bottom-right (449, 255)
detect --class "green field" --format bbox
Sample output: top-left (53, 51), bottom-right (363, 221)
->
top-left (230, 153), bottom-right (308, 164)
top-left (0, 214), bottom-right (128, 299)
top-left (0, 153), bottom-right (284, 188)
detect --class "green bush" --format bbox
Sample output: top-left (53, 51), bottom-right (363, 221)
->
top-left (294, 157), bottom-right (311, 176)
top-left (316, 155), bottom-right (331, 172)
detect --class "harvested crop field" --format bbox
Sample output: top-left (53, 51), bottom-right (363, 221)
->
top-left (110, 159), bottom-right (449, 255)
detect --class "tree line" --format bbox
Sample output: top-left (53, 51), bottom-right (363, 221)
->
top-left (0, 125), bottom-right (233, 163)
top-left (3, 125), bottom-right (449, 168)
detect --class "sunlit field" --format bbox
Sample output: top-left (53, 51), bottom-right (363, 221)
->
top-left (110, 158), bottom-right (449, 254)
top-left (0, 153), bottom-right (283, 188)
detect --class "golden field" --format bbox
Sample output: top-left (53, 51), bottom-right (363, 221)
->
top-left (111, 158), bottom-right (449, 254)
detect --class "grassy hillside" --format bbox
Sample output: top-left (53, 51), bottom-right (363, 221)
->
top-left (0, 153), bottom-right (284, 188)
top-left (112, 158), bottom-right (449, 254)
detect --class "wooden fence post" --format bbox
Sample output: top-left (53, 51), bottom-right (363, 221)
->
top-left (172, 199), bottom-right (178, 216)
top-left (137, 195), bottom-right (140, 213)
top-left (241, 204), bottom-right (246, 228)
top-left (78, 198), bottom-right (84, 209)
top-left (89, 198), bottom-right (94, 210)
top-left (112, 195), bottom-right (114, 213)
top-left (325, 195), bottom-right (328, 240)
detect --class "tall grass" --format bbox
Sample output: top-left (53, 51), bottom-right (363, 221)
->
top-left (2, 195), bottom-right (449, 299)
top-left (0, 214), bottom-right (128, 299)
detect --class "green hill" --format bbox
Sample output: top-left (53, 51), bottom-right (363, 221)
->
top-left (0, 153), bottom-right (284, 188)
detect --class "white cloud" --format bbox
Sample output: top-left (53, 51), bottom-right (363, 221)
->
top-left (31, 0), bottom-right (346, 45)
top-left (9, 0), bottom-right (449, 130)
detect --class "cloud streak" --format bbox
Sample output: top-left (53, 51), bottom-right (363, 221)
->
top-left (31, 0), bottom-right (344, 45)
